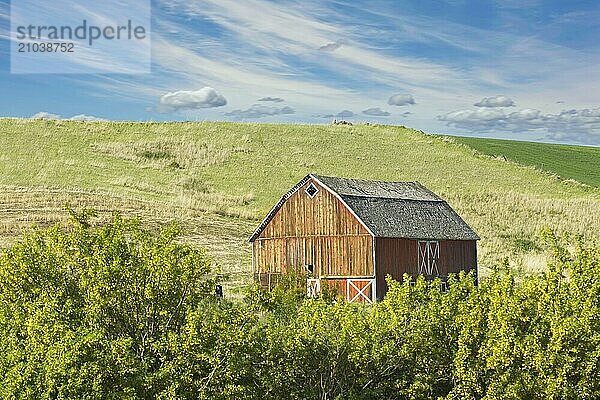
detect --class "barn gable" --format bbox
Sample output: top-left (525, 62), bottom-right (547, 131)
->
top-left (249, 175), bottom-right (373, 242)
top-left (251, 175), bottom-right (375, 280)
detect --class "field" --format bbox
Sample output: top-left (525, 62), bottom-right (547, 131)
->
top-left (1, 118), bottom-right (599, 290)
top-left (452, 136), bottom-right (600, 187)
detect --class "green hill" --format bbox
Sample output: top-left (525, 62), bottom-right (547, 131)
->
top-left (1, 119), bottom-right (599, 286)
top-left (452, 136), bottom-right (600, 187)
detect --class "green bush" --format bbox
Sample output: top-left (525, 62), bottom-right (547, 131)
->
top-left (0, 210), bottom-right (221, 398)
top-left (1, 218), bottom-right (599, 399)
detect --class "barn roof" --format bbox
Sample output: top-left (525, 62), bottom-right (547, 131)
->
top-left (248, 174), bottom-right (479, 242)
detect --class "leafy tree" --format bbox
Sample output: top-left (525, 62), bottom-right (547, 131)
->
top-left (2, 221), bottom-right (600, 399)
top-left (0, 210), bottom-right (219, 398)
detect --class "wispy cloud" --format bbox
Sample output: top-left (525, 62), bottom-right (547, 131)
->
top-left (315, 110), bottom-right (355, 119)
top-left (362, 107), bottom-right (390, 116)
top-left (31, 111), bottom-right (106, 121)
top-left (319, 39), bottom-right (346, 52)
top-left (6, 0), bottom-right (600, 144)
top-left (31, 112), bottom-right (60, 120)
top-left (225, 104), bottom-right (295, 119)
top-left (258, 97), bottom-right (284, 103)
top-left (8, 0), bottom-right (151, 74)
top-left (70, 114), bottom-right (108, 121)
top-left (156, 0), bottom-right (466, 91)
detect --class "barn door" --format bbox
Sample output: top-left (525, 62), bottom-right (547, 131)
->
top-left (418, 241), bottom-right (440, 277)
top-left (307, 278), bottom-right (320, 298)
top-left (347, 278), bottom-right (375, 304)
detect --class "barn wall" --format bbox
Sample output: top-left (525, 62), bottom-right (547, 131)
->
top-left (375, 238), bottom-right (477, 299)
top-left (253, 235), bottom-right (373, 276)
top-left (254, 178), bottom-right (374, 278)
top-left (439, 240), bottom-right (478, 276)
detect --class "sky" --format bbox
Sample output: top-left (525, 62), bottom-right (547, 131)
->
top-left (1, 0), bottom-right (600, 145)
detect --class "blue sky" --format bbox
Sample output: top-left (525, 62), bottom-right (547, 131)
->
top-left (1, 0), bottom-right (600, 144)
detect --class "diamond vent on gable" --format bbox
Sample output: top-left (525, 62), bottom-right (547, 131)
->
top-left (305, 183), bottom-right (318, 198)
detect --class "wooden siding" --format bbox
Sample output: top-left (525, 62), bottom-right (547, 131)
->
top-left (375, 238), bottom-right (477, 299)
top-left (254, 178), bottom-right (374, 278)
top-left (258, 179), bottom-right (370, 238)
top-left (439, 240), bottom-right (478, 276)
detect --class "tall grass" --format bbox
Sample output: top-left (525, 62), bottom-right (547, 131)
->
top-left (1, 119), bottom-right (599, 278)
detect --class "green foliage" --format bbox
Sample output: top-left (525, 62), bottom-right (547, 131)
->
top-left (2, 224), bottom-right (600, 399)
top-left (0, 210), bottom-right (220, 398)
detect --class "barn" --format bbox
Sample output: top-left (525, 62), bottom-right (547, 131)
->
top-left (249, 174), bottom-right (479, 303)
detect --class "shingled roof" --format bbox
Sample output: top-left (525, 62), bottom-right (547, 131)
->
top-left (249, 174), bottom-right (479, 242)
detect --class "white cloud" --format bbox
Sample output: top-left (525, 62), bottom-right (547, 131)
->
top-left (388, 94), bottom-right (415, 106)
top-left (362, 107), bottom-right (391, 116)
top-left (69, 114), bottom-right (107, 121)
top-left (31, 112), bottom-right (106, 121)
top-left (157, 87), bottom-right (227, 113)
top-left (474, 95), bottom-right (515, 107)
top-left (31, 112), bottom-right (60, 120)
top-left (258, 97), bottom-right (284, 102)
top-left (439, 108), bottom-right (506, 125)
top-left (225, 104), bottom-right (295, 119)
top-left (439, 107), bottom-right (600, 144)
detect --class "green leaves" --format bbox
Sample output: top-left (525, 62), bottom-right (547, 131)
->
top-left (0, 211), bottom-right (219, 398)
top-left (1, 225), bottom-right (600, 399)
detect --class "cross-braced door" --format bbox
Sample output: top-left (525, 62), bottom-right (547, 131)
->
top-left (347, 278), bottom-right (375, 304)
top-left (307, 278), bottom-right (320, 298)
top-left (418, 241), bottom-right (440, 276)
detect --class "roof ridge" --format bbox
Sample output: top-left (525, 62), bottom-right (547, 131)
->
top-left (340, 194), bottom-right (444, 202)
top-left (311, 173), bottom-right (421, 185)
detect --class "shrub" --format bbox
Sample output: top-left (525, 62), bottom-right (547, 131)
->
top-left (0, 209), bottom-right (219, 398)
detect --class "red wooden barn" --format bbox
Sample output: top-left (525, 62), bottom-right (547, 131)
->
top-left (249, 174), bottom-right (479, 303)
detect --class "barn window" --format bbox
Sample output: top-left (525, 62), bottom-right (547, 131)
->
top-left (305, 183), bottom-right (319, 198)
top-left (304, 264), bottom-right (314, 274)
top-left (418, 240), bottom-right (440, 277)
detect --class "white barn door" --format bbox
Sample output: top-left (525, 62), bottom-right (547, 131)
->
top-left (418, 240), bottom-right (440, 277)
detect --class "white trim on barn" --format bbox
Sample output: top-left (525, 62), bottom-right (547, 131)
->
top-left (418, 240), bottom-right (440, 276)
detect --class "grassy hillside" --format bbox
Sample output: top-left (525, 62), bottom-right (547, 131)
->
top-left (452, 136), bottom-right (600, 187)
top-left (1, 119), bottom-right (599, 286)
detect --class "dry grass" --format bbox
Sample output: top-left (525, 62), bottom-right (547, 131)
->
top-left (0, 187), bottom-right (254, 296)
top-left (1, 119), bottom-right (599, 285)
top-left (92, 139), bottom-right (251, 170)
top-left (446, 191), bottom-right (600, 275)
